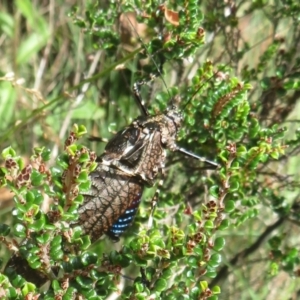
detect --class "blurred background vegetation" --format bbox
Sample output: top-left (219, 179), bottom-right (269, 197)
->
top-left (0, 0), bottom-right (300, 299)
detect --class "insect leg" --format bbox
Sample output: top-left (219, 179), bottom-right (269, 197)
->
top-left (147, 179), bottom-right (163, 230)
top-left (140, 267), bottom-right (151, 288)
top-left (147, 164), bottom-right (165, 230)
top-left (132, 72), bottom-right (162, 117)
top-left (88, 136), bottom-right (109, 143)
top-left (133, 80), bottom-right (150, 116)
top-left (176, 147), bottom-right (219, 169)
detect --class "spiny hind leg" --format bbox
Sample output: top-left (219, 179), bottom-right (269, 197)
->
top-left (147, 163), bottom-right (165, 231)
top-left (133, 70), bottom-right (162, 117)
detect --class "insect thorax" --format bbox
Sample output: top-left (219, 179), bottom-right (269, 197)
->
top-left (100, 105), bottom-right (183, 185)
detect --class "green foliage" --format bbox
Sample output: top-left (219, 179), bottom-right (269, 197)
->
top-left (0, 0), bottom-right (300, 299)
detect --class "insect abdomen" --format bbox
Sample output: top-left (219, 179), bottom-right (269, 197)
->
top-left (106, 194), bottom-right (142, 240)
top-left (77, 165), bottom-right (143, 242)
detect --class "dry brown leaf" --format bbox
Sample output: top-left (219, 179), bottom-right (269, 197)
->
top-left (164, 7), bottom-right (179, 26)
top-left (119, 12), bottom-right (149, 51)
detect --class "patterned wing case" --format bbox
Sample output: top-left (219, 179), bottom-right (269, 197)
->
top-left (76, 164), bottom-right (144, 242)
top-left (100, 107), bottom-right (183, 184)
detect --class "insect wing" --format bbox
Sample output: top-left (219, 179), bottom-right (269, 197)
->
top-left (103, 126), bottom-right (142, 160)
top-left (103, 125), bottom-right (147, 166)
top-left (101, 120), bottom-right (166, 186)
top-left (77, 164), bottom-right (143, 242)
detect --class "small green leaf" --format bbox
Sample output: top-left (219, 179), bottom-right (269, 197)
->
top-left (134, 282), bottom-right (145, 293)
top-left (33, 147), bottom-right (44, 156)
top-left (212, 285), bottom-right (221, 294)
top-left (74, 194), bottom-right (84, 205)
top-left (77, 171), bottom-right (88, 182)
top-left (190, 286), bottom-right (200, 297)
top-left (66, 144), bottom-right (77, 156)
top-left (71, 226), bottom-right (84, 240)
top-left (0, 223), bottom-right (10, 236)
top-left (229, 181), bottom-right (239, 192)
top-left (56, 154), bottom-right (70, 169)
top-left (78, 153), bottom-right (90, 163)
top-left (187, 256), bottom-right (198, 268)
top-left (269, 262), bottom-right (279, 276)
top-left (21, 282), bottom-right (36, 296)
top-left (89, 162), bottom-right (98, 172)
top-left (224, 200), bottom-right (235, 212)
top-left (218, 219), bottom-right (229, 230)
top-left (81, 289), bottom-right (98, 299)
top-left (205, 270), bottom-right (217, 278)
top-left (64, 205), bottom-right (79, 216)
top-left (41, 148), bottom-right (51, 161)
top-left (26, 191), bottom-right (35, 203)
top-left (153, 278), bottom-right (167, 292)
top-left (28, 214), bottom-right (46, 231)
top-left (214, 237), bottom-right (226, 251)
top-left (2, 146), bottom-right (16, 158)
top-left (50, 249), bottom-right (63, 260)
top-left (31, 169), bottom-right (44, 186)
top-left (36, 233), bottom-right (51, 244)
top-left (236, 145), bottom-right (247, 155)
top-left (287, 248), bottom-right (298, 259)
top-left (11, 275), bottom-right (26, 287)
top-left (51, 235), bottom-right (62, 246)
top-left (79, 180), bottom-right (91, 191)
top-left (249, 118), bottom-right (260, 138)
top-left (52, 280), bottom-right (61, 292)
top-left (14, 224), bottom-right (26, 238)
top-left (62, 261), bottom-right (73, 273)
top-left (81, 252), bottom-right (98, 266)
top-left (76, 275), bottom-right (93, 288)
top-left (204, 220), bottom-right (214, 229)
top-left (270, 151), bottom-right (279, 160)
top-left (77, 125), bottom-right (88, 136)
top-left (200, 280), bottom-right (208, 291)
top-left (28, 260), bottom-right (41, 269)
top-left (211, 253), bottom-right (222, 265)
top-left (7, 287), bottom-right (18, 298)
top-left (81, 235), bottom-right (91, 250)
top-left (209, 185), bottom-right (219, 198)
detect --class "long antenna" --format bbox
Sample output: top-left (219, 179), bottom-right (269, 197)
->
top-left (122, 11), bottom-right (173, 101)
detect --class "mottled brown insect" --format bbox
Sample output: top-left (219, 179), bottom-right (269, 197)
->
top-left (75, 85), bottom-right (218, 242)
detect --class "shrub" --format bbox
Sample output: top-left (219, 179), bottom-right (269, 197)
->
top-left (0, 1), bottom-right (299, 299)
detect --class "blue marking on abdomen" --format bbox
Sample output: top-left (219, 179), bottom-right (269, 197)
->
top-left (107, 193), bottom-right (142, 238)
